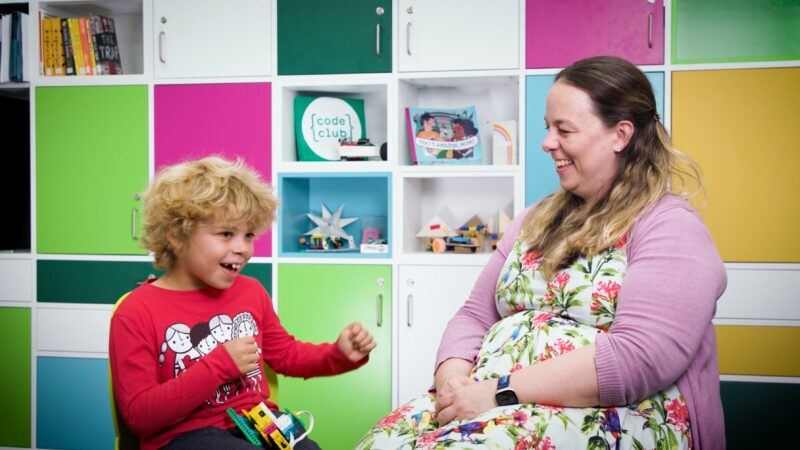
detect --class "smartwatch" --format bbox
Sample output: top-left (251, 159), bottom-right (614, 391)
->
top-left (495, 375), bottom-right (519, 406)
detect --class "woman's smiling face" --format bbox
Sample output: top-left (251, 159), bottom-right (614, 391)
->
top-left (542, 80), bottom-right (625, 206)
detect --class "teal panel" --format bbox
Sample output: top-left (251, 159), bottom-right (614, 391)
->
top-left (721, 380), bottom-right (797, 448)
top-left (0, 307), bottom-right (31, 448)
top-left (278, 173), bottom-right (392, 257)
top-left (241, 263), bottom-right (272, 296)
top-left (673, 0), bottom-right (800, 64)
top-left (525, 72), bottom-right (665, 206)
top-left (37, 357), bottom-right (114, 450)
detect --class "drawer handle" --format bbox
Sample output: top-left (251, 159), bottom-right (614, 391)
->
top-left (648, 12), bottom-right (653, 49)
top-left (376, 294), bottom-right (383, 327)
top-left (159, 31), bottom-right (166, 63)
top-left (406, 22), bottom-right (412, 55)
top-left (376, 23), bottom-right (381, 56)
top-left (131, 208), bottom-right (138, 240)
top-left (406, 294), bottom-right (413, 327)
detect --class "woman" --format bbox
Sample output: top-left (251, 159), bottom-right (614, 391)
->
top-left (357, 56), bottom-right (726, 449)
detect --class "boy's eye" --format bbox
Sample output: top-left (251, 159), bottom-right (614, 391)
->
top-left (246, 233), bottom-right (256, 240)
top-left (219, 231), bottom-right (233, 238)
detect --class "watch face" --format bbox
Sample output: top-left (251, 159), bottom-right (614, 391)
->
top-left (496, 389), bottom-right (519, 406)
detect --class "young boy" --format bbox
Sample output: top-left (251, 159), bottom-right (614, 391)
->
top-left (109, 156), bottom-right (376, 450)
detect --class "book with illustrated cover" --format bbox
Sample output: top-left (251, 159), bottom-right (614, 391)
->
top-left (67, 18), bottom-right (85, 75)
top-left (405, 106), bottom-right (484, 165)
top-left (90, 13), bottom-right (122, 75)
top-left (78, 17), bottom-right (95, 75)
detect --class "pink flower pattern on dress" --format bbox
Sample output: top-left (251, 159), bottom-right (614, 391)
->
top-left (665, 399), bottom-right (690, 433)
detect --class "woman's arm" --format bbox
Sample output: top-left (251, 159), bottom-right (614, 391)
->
top-left (594, 198), bottom-right (726, 405)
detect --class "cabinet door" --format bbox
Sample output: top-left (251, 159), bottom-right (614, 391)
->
top-left (36, 86), bottom-right (148, 255)
top-left (277, 264), bottom-right (391, 449)
top-left (526, 0), bottom-right (664, 68)
top-left (398, 265), bottom-right (483, 406)
top-left (0, 308), bottom-right (30, 448)
top-left (399, 0), bottom-right (520, 72)
top-left (154, 0), bottom-right (272, 78)
top-left (278, 0), bottom-right (391, 75)
top-left (154, 83), bottom-right (273, 256)
top-left (672, 0), bottom-right (800, 64)
top-left (672, 68), bottom-right (800, 262)
top-left (37, 357), bottom-right (114, 450)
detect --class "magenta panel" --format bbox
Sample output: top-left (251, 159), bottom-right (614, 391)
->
top-left (154, 82), bottom-right (273, 256)
top-left (526, 0), bottom-right (664, 68)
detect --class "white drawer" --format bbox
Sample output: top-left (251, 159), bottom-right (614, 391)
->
top-left (37, 307), bottom-right (112, 353)
top-left (715, 265), bottom-right (800, 321)
top-left (0, 258), bottom-right (33, 302)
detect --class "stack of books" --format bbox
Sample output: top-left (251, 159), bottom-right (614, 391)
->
top-left (39, 12), bottom-right (122, 76)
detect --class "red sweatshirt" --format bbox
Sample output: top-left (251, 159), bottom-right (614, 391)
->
top-left (109, 275), bottom-right (365, 450)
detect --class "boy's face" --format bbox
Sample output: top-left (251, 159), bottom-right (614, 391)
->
top-left (168, 219), bottom-right (256, 290)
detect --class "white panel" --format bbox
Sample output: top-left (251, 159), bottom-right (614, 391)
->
top-left (399, 0), bottom-right (520, 72)
top-left (715, 266), bottom-right (800, 321)
top-left (37, 308), bottom-right (112, 353)
top-left (0, 258), bottom-right (33, 302)
top-left (398, 265), bottom-right (483, 405)
top-left (154, 0), bottom-right (271, 78)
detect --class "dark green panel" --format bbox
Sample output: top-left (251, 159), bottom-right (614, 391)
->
top-left (38, 260), bottom-right (163, 304)
top-left (278, 0), bottom-right (391, 74)
top-left (241, 263), bottom-right (272, 296)
top-left (0, 307), bottom-right (31, 448)
top-left (38, 260), bottom-right (272, 303)
top-left (673, 0), bottom-right (800, 63)
top-left (721, 381), bottom-right (797, 448)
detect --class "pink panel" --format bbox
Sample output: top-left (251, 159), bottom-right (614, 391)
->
top-left (154, 83), bottom-right (273, 256)
top-left (526, 0), bottom-right (664, 68)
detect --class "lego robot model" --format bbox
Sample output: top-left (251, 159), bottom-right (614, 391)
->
top-left (227, 402), bottom-right (314, 449)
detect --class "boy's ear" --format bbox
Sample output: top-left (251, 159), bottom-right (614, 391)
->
top-left (166, 230), bottom-right (183, 254)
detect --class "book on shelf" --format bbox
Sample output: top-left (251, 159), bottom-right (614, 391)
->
top-left (66, 18), bottom-right (86, 75)
top-left (78, 17), bottom-right (95, 75)
top-left (50, 17), bottom-right (67, 76)
top-left (60, 18), bottom-right (75, 75)
top-left (405, 105), bottom-right (485, 165)
top-left (89, 13), bottom-right (122, 75)
top-left (294, 95), bottom-right (366, 161)
top-left (0, 14), bottom-right (10, 82)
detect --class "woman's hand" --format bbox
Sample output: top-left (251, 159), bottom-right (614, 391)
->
top-left (337, 322), bottom-right (377, 363)
top-left (435, 378), bottom-right (496, 425)
top-left (222, 336), bottom-right (260, 375)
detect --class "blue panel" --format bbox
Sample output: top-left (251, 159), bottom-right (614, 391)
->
top-left (37, 357), bottom-right (115, 450)
top-left (524, 72), bottom-right (666, 206)
top-left (524, 75), bottom-right (557, 206)
top-left (278, 173), bottom-right (392, 257)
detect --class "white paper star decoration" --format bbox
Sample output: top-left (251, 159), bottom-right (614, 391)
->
top-left (305, 203), bottom-right (358, 239)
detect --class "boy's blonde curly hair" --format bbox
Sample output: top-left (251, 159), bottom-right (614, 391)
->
top-left (141, 156), bottom-right (278, 270)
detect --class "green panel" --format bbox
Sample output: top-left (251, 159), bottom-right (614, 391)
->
top-left (36, 85), bottom-right (148, 255)
top-left (672, 0), bottom-right (800, 64)
top-left (721, 381), bottom-right (798, 448)
top-left (38, 260), bottom-right (272, 304)
top-left (277, 264), bottom-right (391, 449)
top-left (278, 0), bottom-right (391, 75)
top-left (0, 308), bottom-right (31, 448)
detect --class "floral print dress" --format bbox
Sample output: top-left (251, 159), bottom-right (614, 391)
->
top-left (357, 238), bottom-right (692, 450)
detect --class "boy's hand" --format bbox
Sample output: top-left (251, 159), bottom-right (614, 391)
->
top-left (337, 322), bottom-right (377, 363)
top-left (223, 337), bottom-right (260, 375)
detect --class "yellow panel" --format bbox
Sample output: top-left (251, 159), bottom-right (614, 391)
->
top-left (716, 326), bottom-right (800, 376)
top-left (672, 68), bottom-right (800, 262)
